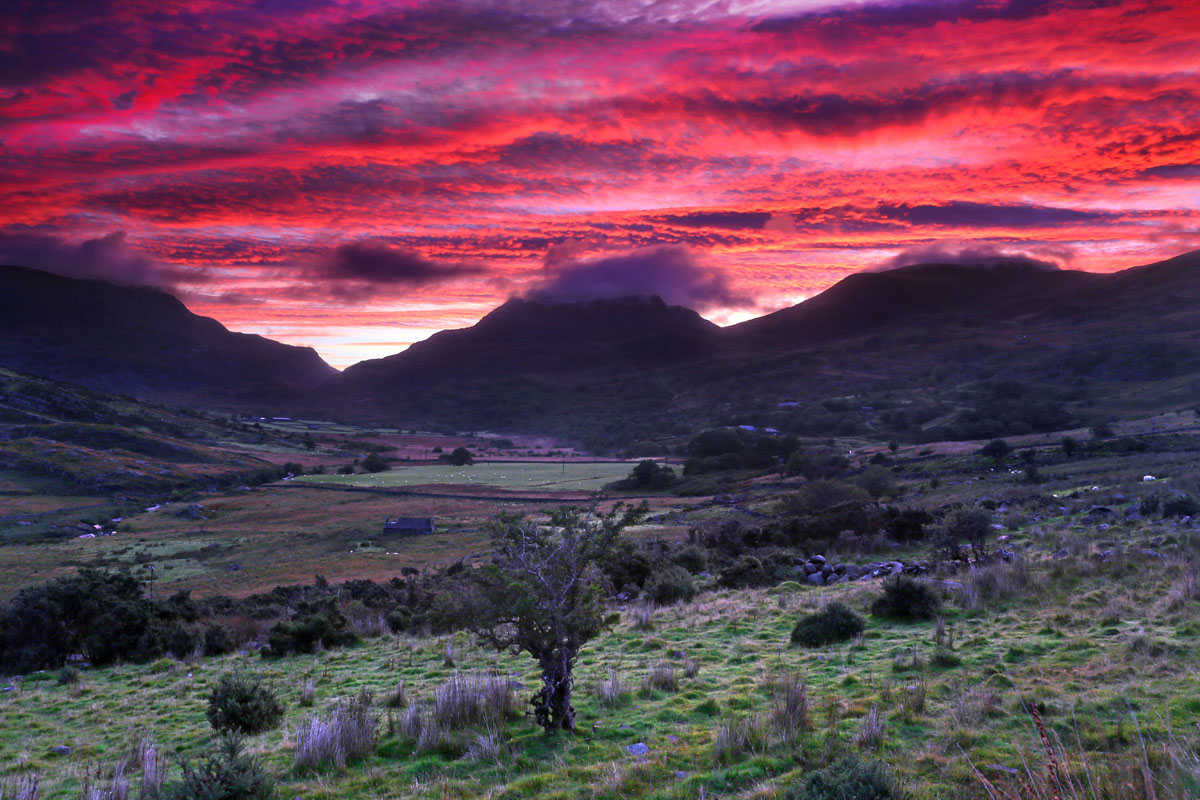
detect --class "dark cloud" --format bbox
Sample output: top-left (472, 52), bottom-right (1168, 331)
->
top-left (875, 201), bottom-right (1109, 228)
top-left (320, 240), bottom-right (484, 285)
top-left (529, 245), bottom-right (753, 310)
top-left (656, 211), bottom-right (771, 230)
top-left (0, 231), bottom-right (181, 287)
top-left (877, 241), bottom-right (1071, 271)
top-left (1139, 163), bottom-right (1200, 179)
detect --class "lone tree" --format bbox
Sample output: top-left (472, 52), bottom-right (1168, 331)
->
top-left (453, 503), bottom-right (645, 732)
top-left (441, 446), bottom-right (475, 466)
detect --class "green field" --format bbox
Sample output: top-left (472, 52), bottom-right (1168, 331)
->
top-left (295, 462), bottom-right (634, 492)
top-left (5, 562), bottom-right (1199, 800)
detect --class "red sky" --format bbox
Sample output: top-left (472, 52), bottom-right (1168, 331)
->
top-left (3, 0), bottom-right (1199, 368)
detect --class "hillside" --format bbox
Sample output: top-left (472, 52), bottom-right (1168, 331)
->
top-left (0, 265), bottom-right (335, 404)
top-left (315, 252), bottom-right (1200, 449)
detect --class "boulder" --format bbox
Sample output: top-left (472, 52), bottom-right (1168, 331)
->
top-left (809, 555), bottom-right (827, 566)
top-left (806, 573), bottom-right (824, 586)
top-left (626, 743), bottom-right (650, 756)
top-left (51, 745), bottom-right (72, 756)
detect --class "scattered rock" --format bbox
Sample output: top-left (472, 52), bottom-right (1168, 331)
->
top-left (51, 745), bottom-right (72, 756)
top-left (625, 742), bottom-right (650, 756)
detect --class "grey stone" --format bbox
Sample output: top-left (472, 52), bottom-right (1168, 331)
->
top-left (51, 745), bottom-right (71, 756)
top-left (626, 742), bottom-right (650, 756)
top-left (804, 563), bottom-right (819, 575)
top-left (806, 573), bottom-right (824, 586)
top-left (809, 555), bottom-right (827, 565)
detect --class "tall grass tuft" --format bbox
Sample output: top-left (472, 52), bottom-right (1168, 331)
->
top-left (137, 737), bottom-right (165, 799)
top-left (854, 704), bottom-right (884, 750)
top-left (769, 672), bottom-right (811, 744)
top-left (298, 677), bottom-right (316, 708)
top-left (293, 689), bottom-right (378, 771)
top-left (463, 725), bottom-right (506, 762)
top-left (645, 661), bottom-right (678, 692)
top-left (384, 681), bottom-right (407, 708)
top-left (433, 673), bottom-right (519, 728)
top-left (959, 560), bottom-right (1034, 611)
top-left (594, 670), bottom-right (630, 708)
top-left (0, 775), bottom-right (40, 800)
top-left (714, 714), bottom-right (768, 764)
top-left (79, 760), bottom-right (128, 800)
top-left (630, 603), bottom-right (655, 631)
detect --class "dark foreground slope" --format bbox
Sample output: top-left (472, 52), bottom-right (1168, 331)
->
top-left (0, 265), bottom-right (335, 404)
top-left (319, 252), bottom-right (1200, 448)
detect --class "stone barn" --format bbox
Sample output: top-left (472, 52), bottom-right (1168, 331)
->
top-left (382, 516), bottom-right (435, 536)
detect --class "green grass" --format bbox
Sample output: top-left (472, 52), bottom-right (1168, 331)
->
top-left (5, 557), bottom-right (1199, 799)
top-left (295, 462), bottom-right (633, 492)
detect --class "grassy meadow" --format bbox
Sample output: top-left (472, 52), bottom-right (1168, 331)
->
top-left (4, 547), bottom-right (1199, 799)
top-left (294, 462), bottom-right (634, 492)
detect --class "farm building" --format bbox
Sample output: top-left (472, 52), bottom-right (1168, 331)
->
top-left (382, 516), bottom-right (435, 536)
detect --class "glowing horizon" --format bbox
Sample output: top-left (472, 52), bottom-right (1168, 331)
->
top-left (3, 0), bottom-right (1198, 368)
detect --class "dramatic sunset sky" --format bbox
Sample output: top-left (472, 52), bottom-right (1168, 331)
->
top-left (2, 0), bottom-right (1198, 367)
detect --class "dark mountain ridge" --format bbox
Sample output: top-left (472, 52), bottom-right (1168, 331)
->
top-left (0, 265), bottom-right (335, 404)
top-left (317, 252), bottom-right (1200, 445)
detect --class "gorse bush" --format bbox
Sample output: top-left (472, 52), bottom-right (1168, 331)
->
top-left (871, 576), bottom-right (941, 621)
top-left (791, 602), bottom-right (865, 647)
top-left (784, 754), bottom-right (900, 800)
top-left (643, 565), bottom-right (695, 604)
top-left (205, 674), bottom-right (285, 735)
top-left (160, 734), bottom-right (275, 800)
top-left (264, 600), bottom-right (357, 657)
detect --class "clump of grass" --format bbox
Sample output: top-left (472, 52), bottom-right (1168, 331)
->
top-left (298, 677), bottom-right (316, 708)
top-left (645, 661), bottom-right (677, 692)
top-left (463, 725), bottom-right (506, 762)
top-left (593, 670), bottom-right (630, 708)
top-left (433, 673), bottom-right (519, 728)
top-left (854, 704), bottom-right (884, 751)
top-left (714, 714), bottom-right (767, 763)
top-left (56, 666), bottom-right (81, 686)
top-left (630, 604), bottom-right (655, 631)
top-left (384, 681), bottom-right (407, 708)
top-left (136, 737), bottom-right (164, 799)
top-left (901, 679), bottom-right (927, 717)
top-left (960, 560), bottom-right (1035, 611)
top-left (769, 672), bottom-right (811, 745)
top-left (0, 774), bottom-right (40, 800)
top-left (293, 689), bottom-right (378, 771)
top-left (892, 645), bottom-right (925, 672)
top-left (683, 657), bottom-right (700, 679)
top-left (79, 760), bottom-right (128, 800)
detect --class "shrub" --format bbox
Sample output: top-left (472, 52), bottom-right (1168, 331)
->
top-left (791, 602), bottom-right (865, 647)
top-left (784, 754), bottom-right (900, 800)
top-left (644, 565), bottom-right (695, 605)
top-left (203, 624), bottom-right (236, 657)
top-left (160, 734), bottom-right (275, 800)
top-left (1162, 494), bottom-right (1200, 518)
top-left (934, 508), bottom-right (993, 560)
top-left (718, 555), bottom-right (767, 589)
top-left (361, 453), bottom-right (389, 473)
top-left (384, 681), bottom-right (407, 708)
top-left (264, 600), bottom-right (357, 657)
top-left (672, 545), bottom-right (709, 574)
top-left (205, 674), bottom-right (285, 735)
top-left (57, 666), bottom-right (81, 685)
top-left (386, 606), bottom-right (413, 633)
top-left (293, 689), bottom-right (377, 771)
top-left (979, 439), bottom-right (1011, 461)
top-left (871, 576), bottom-right (941, 621)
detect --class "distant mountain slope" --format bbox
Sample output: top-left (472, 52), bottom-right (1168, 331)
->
top-left (0, 265), bottom-right (335, 403)
top-left (728, 261), bottom-right (1103, 345)
top-left (316, 252), bottom-right (1200, 448)
top-left (321, 294), bottom-right (717, 438)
